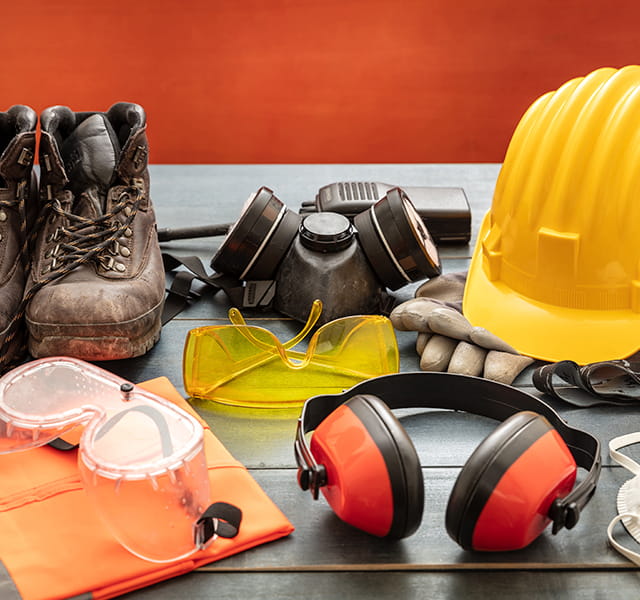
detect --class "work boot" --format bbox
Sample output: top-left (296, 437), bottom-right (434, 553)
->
top-left (25, 102), bottom-right (165, 360)
top-left (0, 106), bottom-right (38, 370)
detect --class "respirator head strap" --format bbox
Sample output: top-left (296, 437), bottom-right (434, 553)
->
top-left (162, 252), bottom-right (275, 324)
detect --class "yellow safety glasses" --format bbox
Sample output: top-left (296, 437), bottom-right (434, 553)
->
top-left (183, 300), bottom-right (399, 408)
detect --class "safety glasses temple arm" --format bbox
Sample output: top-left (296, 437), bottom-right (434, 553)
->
top-left (227, 299), bottom-right (323, 353)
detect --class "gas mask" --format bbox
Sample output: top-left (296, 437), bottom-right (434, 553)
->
top-left (607, 432), bottom-right (640, 565)
top-left (211, 186), bottom-right (441, 324)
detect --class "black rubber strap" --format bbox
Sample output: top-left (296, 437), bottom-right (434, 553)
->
top-left (48, 437), bottom-right (79, 451)
top-left (533, 360), bottom-right (640, 407)
top-left (162, 253), bottom-right (279, 323)
top-left (296, 371), bottom-right (601, 534)
top-left (162, 270), bottom-right (202, 324)
top-left (195, 502), bottom-right (243, 545)
top-left (162, 253), bottom-right (241, 324)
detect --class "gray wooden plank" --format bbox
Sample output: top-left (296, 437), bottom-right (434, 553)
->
top-left (190, 393), bottom-right (636, 470)
top-left (75, 164), bottom-right (640, 599)
top-left (120, 570), bottom-right (640, 600)
top-left (202, 466), bottom-right (631, 570)
top-left (149, 163), bottom-right (500, 233)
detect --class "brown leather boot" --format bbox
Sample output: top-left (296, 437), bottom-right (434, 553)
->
top-left (0, 105), bottom-right (38, 370)
top-left (25, 103), bottom-right (165, 360)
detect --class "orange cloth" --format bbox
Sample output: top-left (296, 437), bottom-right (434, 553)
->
top-left (0, 377), bottom-right (294, 600)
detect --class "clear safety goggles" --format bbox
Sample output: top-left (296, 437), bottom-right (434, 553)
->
top-left (183, 300), bottom-right (399, 408)
top-left (0, 357), bottom-right (240, 563)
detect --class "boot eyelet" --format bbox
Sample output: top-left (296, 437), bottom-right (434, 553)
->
top-left (124, 227), bottom-right (133, 238)
top-left (0, 210), bottom-right (7, 222)
top-left (114, 262), bottom-right (126, 273)
top-left (120, 246), bottom-right (131, 257)
top-left (102, 256), bottom-right (115, 271)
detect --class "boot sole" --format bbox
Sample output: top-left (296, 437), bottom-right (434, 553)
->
top-left (26, 301), bottom-right (163, 361)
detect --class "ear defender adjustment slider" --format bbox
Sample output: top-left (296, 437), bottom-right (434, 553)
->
top-left (297, 464), bottom-right (327, 500)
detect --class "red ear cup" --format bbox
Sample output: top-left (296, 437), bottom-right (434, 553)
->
top-left (445, 411), bottom-right (577, 551)
top-left (309, 394), bottom-right (424, 538)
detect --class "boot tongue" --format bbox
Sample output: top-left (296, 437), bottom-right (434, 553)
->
top-left (60, 113), bottom-right (121, 211)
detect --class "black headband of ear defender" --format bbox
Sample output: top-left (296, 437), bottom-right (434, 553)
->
top-left (295, 372), bottom-right (601, 535)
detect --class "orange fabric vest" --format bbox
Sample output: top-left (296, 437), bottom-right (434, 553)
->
top-left (0, 377), bottom-right (294, 600)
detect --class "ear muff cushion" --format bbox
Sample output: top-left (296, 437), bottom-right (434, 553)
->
top-left (445, 411), bottom-right (576, 551)
top-left (344, 394), bottom-right (424, 538)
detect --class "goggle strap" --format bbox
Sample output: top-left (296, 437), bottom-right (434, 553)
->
top-left (194, 501), bottom-right (243, 548)
top-left (95, 405), bottom-right (175, 458)
top-left (47, 404), bottom-right (177, 455)
top-left (48, 437), bottom-right (79, 451)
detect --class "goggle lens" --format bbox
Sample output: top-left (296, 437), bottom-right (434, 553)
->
top-left (0, 357), bottom-right (211, 563)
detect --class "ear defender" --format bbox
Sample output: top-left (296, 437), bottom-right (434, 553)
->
top-left (445, 411), bottom-right (578, 551)
top-left (309, 394), bottom-right (424, 538)
top-left (296, 372), bottom-right (600, 552)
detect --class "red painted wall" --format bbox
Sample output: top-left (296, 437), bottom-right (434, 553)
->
top-left (1, 0), bottom-right (638, 163)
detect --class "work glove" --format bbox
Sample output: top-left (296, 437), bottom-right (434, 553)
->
top-left (391, 272), bottom-right (535, 385)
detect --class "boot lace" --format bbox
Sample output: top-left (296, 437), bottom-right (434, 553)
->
top-left (0, 184), bottom-right (145, 372)
top-left (44, 187), bottom-right (141, 273)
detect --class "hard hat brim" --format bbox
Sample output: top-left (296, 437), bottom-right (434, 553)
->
top-left (463, 211), bottom-right (640, 365)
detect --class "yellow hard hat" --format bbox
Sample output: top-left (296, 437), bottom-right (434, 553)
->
top-left (464, 66), bottom-right (640, 364)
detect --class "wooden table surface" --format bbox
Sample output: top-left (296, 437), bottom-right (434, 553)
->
top-left (110, 164), bottom-right (640, 599)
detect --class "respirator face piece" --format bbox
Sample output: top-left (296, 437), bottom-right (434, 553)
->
top-left (211, 186), bottom-right (441, 300)
top-left (295, 373), bottom-right (601, 551)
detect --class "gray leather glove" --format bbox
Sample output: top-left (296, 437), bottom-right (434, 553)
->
top-left (391, 273), bottom-right (534, 385)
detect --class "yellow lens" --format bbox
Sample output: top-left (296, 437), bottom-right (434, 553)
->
top-left (183, 315), bottom-right (399, 408)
